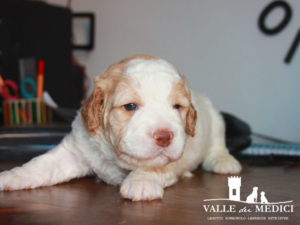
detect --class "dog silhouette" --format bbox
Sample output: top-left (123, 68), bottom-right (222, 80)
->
top-left (260, 191), bottom-right (269, 203)
top-left (246, 187), bottom-right (258, 203)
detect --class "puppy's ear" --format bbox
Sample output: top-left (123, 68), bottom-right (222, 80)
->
top-left (179, 74), bottom-right (197, 137)
top-left (186, 103), bottom-right (197, 137)
top-left (81, 62), bottom-right (126, 134)
top-left (81, 82), bottom-right (103, 134)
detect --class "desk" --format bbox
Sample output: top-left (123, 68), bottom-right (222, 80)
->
top-left (0, 161), bottom-right (299, 225)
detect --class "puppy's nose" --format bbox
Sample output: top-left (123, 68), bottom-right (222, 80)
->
top-left (153, 129), bottom-right (173, 147)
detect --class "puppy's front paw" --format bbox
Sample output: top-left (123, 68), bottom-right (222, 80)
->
top-left (203, 154), bottom-right (242, 174)
top-left (120, 178), bottom-right (164, 201)
top-left (0, 171), bottom-right (20, 191)
top-left (0, 170), bottom-right (38, 191)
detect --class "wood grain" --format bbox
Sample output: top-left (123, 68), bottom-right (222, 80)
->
top-left (0, 161), bottom-right (299, 225)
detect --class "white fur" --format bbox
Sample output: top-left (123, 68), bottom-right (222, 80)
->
top-left (0, 57), bottom-right (241, 200)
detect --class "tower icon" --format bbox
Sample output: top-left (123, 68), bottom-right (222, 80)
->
top-left (228, 176), bottom-right (241, 201)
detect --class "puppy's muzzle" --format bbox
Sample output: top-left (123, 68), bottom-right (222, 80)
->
top-left (153, 129), bottom-right (173, 147)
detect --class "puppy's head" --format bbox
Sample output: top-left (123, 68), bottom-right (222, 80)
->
top-left (81, 55), bottom-right (197, 169)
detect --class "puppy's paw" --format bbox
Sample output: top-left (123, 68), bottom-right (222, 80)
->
top-left (0, 170), bottom-right (36, 191)
top-left (203, 154), bottom-right (242, 174)
top-left (0, 171), bottom-right (20, 191)
top-left (120, 178), bottom-right (164, 201)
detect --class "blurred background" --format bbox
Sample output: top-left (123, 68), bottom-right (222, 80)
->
top-left (0, 0), bottom-right (299, 148)
top-left (47, 0), bottom-right (300, 142)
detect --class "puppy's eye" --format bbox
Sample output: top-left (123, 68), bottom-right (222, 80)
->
top-left (124, 103), bottom-right (137, 111)
top-left (173, 104), bottom-right (181, 110)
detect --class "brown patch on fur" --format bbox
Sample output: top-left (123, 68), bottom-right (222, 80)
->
top-left (81, 86), bottom-right (103, 134)
top-left (179, 74), bottom-right (197, 137)
top-left (186, 103), bottom-right (197, 137)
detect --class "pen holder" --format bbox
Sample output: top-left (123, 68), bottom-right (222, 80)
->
top-left (3, 99), bottom-right (53, 125)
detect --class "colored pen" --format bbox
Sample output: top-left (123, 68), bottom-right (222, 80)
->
top-left (36, 59), bottom-right (44, 99)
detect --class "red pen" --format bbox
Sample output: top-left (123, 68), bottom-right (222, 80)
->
top-left (36, 59), bottom-right (44, 99)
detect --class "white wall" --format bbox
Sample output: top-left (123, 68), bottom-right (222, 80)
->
top-left (47, 0), bottom-right (300, 142)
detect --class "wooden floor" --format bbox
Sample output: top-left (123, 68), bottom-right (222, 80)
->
top-left (0, 161), bottom-right (299, 225)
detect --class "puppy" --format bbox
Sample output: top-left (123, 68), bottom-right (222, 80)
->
top-left (0, 55), bottom-right (241, 201)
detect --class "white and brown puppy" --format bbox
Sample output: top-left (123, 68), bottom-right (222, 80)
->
top-left (0, 55), bottom-right (241, 201)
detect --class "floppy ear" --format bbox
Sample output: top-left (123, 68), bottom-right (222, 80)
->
top-left (81, 61), bottom-right (126, 134)
top-left (186, 103), bottom-right (197, 137)
top-left (81, 84), bottom-right (103, 134)
top-left (179, 74), bottom-right (197, 137)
